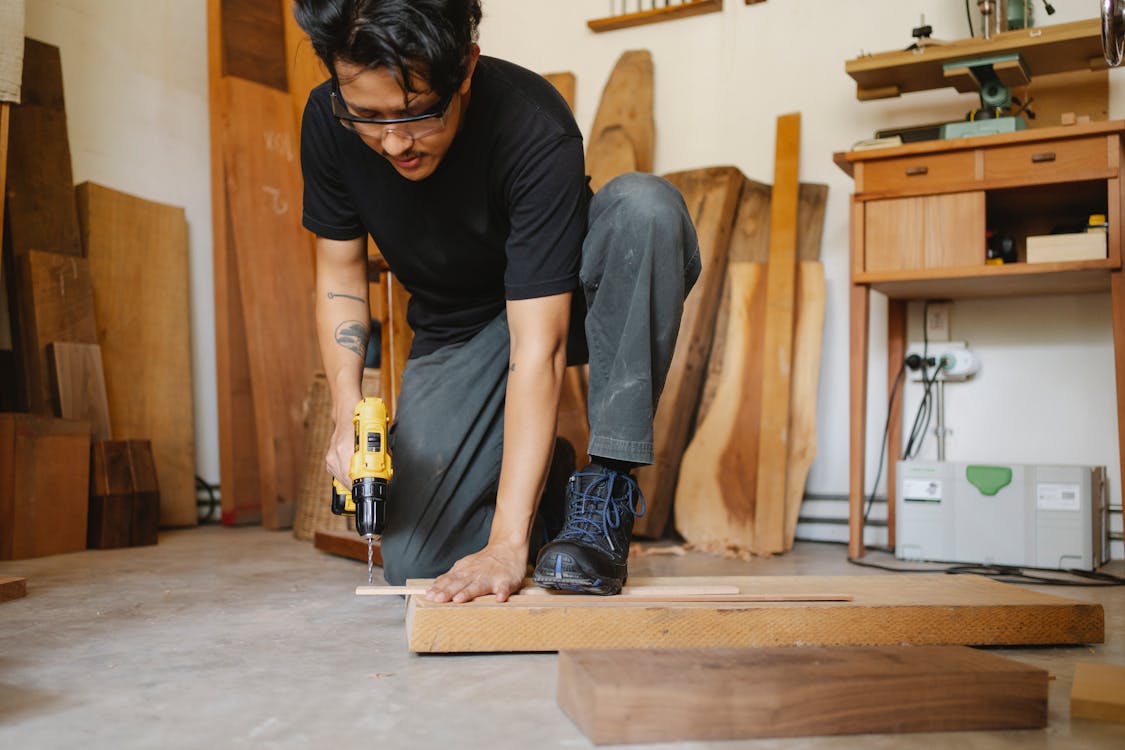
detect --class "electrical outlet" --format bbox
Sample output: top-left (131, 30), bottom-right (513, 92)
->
top-left (925, 302), bottom-right (952, 342)
top-left (905, 341), bottom-right (980, 382)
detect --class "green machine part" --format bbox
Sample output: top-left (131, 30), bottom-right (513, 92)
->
top-left (966, 465), bottom-right (1014, 496)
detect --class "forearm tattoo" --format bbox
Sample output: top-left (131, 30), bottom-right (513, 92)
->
top-left (326, 291), bottom-right (365, 303)
top-left (335, 320), bottom-right (369, 359)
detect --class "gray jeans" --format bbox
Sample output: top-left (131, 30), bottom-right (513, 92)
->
top-left (380, 173), bottom-right (700, 584)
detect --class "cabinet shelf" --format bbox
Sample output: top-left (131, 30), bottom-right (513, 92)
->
top-left (856, 257), bottom-right (1119, 299)
top-left (588, 0), bottom-right (722, 33)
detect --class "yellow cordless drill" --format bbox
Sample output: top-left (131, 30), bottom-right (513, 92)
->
top-left (330, 396), bottom-right (393, 582)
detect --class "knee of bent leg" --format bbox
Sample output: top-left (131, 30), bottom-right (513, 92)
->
top-left (595, 173), bottom-right (686, 225)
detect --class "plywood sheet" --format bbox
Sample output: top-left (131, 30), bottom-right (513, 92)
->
top-left (559, 645), bottom-right (1047, 744)
top-left (5, 39), bottom-right (81, 259)
top-left (632, 167), bottom-right (743, 538)
top-left (403, 574), bottom-right (1104, 653)
top-left (15, 251), bottom-right (97, 415)
top-left (221, 76), bottom-right (320, 529)
top-left (76, 182), bottom-right (198, 527)
top-left (46, 341), bottom-right (111, 441)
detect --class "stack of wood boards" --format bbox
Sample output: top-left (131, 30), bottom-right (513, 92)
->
top-left (77, 182), bottom-right (197, 527)
top-left (558, 645), bottom-right (1048, 744)
top-left (208, 0), bottom-right (320, 529)
top-left (400, 574), bottom-right (1104, 653)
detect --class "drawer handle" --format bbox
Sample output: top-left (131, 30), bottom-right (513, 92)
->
top-left (905, 166), bottom-right (929, 176)
top-left (1031, 152), bottom-right (1056, 163)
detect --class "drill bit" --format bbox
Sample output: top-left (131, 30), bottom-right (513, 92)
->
top-left (367, 536), bottom-right (375, 584)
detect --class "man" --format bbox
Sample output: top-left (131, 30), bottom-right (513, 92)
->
top-left (294, 0), bottom-right (699, 602)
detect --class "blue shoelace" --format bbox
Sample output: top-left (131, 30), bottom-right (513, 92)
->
top-left (557, 469), bottom-right (647, 552)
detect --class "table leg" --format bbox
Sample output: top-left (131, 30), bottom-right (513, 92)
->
top-left (886, 299), bottom-right (907, 551)
top-left (1110, 272), bottom-right (1125, 530)
top-left (849, 284), bottom-right (870, 559)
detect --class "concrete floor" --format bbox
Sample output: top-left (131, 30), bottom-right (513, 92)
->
top-left (0, 527), bottom-right (1122, 750)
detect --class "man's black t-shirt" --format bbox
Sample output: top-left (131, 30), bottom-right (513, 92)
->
top-left (300, 56), bottom-right (591, 359)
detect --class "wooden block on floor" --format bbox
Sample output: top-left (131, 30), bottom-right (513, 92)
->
top-left (0, 576), bottom-right (28, 602)
top-left (127, 440), bottom-right (160, 546)
top-left (0, 413), bottom-right (90, 559)
top-left (314, 529), bottom-right (383, 566)
top-left (403, 574), bottom-right (1104, 653)
top-left (88, 439), bottom-right (160, 548)
top-left (558, 645), bottom-right (1048, 744)
top-left (1071, 662), bottom-right (1125, 723)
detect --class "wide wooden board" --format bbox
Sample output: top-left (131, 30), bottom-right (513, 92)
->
top-left (221, 76), bottom-right (319, 529)
top-left (0, 413), bottom-right (90, 560)
top-left (558, 645), bottom-right (1048, 744)
top-left (403, 574), bottom-right (1103, 653)
top-left (632, 167), bottom-right (743, 538)
top-left (4, 39), bottom-right (81, 260)
top-left (76, 182), bottom-right (198, 527)
top-left (281, 0), bottom-right (329, 134)
top-left (15, 251), bottom-right (97, 415)
top-left (221, 0), bottom-right (288, 91)
top-left (1071, 662), bottom-right (1125, 724)
top-left (754, 113), bottom-right (801, 555)
top-left (46, 341), bottom-right (111, 441)
top-left (586, 50), bottom-right (653, 191)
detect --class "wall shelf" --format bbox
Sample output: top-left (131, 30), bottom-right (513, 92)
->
top-left (588, 0), bottom-right (722, 33)
top-left (845, 18), bottom-right (1106, 101)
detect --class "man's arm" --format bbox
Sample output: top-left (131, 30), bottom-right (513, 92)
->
top-left (426, 291), bottom-right (571, 603)
top-left (315, 236), bottom-right (371, 486)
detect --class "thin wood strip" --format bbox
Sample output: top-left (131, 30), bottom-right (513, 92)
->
top-left (753, 113), bottom-right (801, 555)
top-left (359, 584), bottom-right (853, 603)
top-left (366, 583), bottom-right (740, 596)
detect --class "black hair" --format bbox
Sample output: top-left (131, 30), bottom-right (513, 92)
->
top-left (293, 0), bottom-right (482, 99)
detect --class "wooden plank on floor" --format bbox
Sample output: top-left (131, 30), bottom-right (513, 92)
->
top-left (754, 112), bottom-right (802, 555)
top-left (76, 182), bottom-right (198, 528)
top-left (558, 645), bottom-right (1048, 744)
top-left (1071, 662), bottom-right (1125, 723)
top-left (403, 574), bottom-right (1104, 653)
top-left (0, 576), bottom-right (27, 602)
top-left (314, 529), bottom-right (383, 566)
top-left (5, 39), bottom-right (82, 260)
top-left (15, 251), bottom-right (98, 415)
top-left (221, 75), bottom-right (319, 530)
top-left (632, 167), bottom-right (742, 538)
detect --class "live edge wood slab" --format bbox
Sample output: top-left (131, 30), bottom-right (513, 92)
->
top-left (558, 646), bottom-right (1048, 744)
top-left (399, 575), bottom-right (1103, 654)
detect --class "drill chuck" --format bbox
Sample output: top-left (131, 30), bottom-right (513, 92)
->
top-left (353, 476), bottom-right (388, 537)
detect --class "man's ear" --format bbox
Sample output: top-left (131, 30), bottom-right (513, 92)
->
top-left (460, 44), bottom-right (481, 95)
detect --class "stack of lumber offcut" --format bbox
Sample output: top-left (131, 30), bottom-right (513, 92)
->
top-left (2, 39), bottom-right (195, 560)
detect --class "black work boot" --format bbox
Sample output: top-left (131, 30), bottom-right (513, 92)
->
top-left (532, 463), bottom-right (646, 595)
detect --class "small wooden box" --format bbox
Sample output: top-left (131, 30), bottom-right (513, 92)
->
top-left (0, 413), bottom-right (91, 559)
top-left (1026, 231), bottom-right (1107, 263)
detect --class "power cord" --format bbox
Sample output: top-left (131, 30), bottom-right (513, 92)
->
top-left (848, 549), bottom-right (1125, 587)
top-left (196, 475), bottom-right (220, 523)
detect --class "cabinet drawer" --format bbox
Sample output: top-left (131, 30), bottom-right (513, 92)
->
top-left (983, 136), bottom-right (1110, 185)
top-left (862, 151), bottom-right (977, 195)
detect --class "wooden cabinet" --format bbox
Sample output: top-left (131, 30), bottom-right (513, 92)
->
top-left (836, 121), bottom-right (1125, 559)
